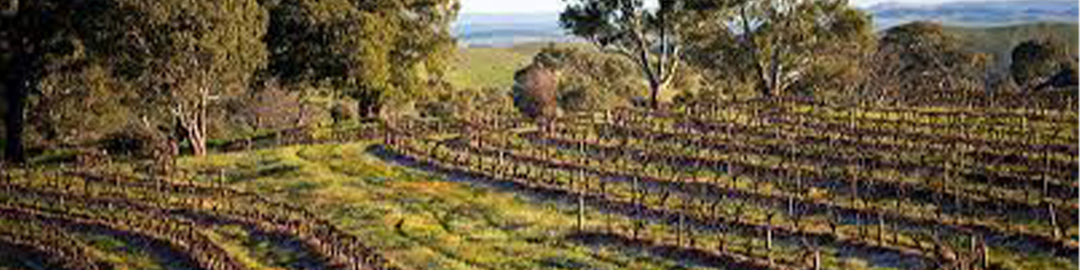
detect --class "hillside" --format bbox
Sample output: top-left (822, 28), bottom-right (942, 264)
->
top-left (946, 22), bottom-right (1079, 71)
top-left (868, 0), bottom-right (1078, 29)
top-left (446, 45), bottom-right (541, 90)
top-left (447, 43), bottom-right (589, 90)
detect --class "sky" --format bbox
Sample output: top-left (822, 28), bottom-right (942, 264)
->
top-left (458, 0), bottom-right (967, 14)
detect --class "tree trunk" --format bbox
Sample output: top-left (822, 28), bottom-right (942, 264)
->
top-left (767, 48), bottom-right (783, 97)
top-left (186, 121), bottom-right (207, 156)
top-left (2, 75), bottom-right (27, 164)
top-left (178, 96), bottom-right (208, 157)
top-left (648, 80), bottom-right (662, 110)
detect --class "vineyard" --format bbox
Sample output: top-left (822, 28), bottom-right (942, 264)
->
top-left (0, 167), bottom-right (395, 270)
top-left (1, 100), bottom-right (1077, 270)
top-left (380, 99), bottom-right (1078, 270)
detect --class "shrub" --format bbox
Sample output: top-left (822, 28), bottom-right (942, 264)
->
top-left (330, 100), bottom-right (359, 124)
top-left (512, 63), bottom-right (559, 121)
top-left (98, 124), bottom-right (161, 159)
top-left (1011, 37), bottom-right (1073, 88)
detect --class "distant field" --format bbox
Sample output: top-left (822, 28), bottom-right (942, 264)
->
top-left (446, 44), bottom-right (543, 90)
top-left (446, 42), bottom-right (590, 90)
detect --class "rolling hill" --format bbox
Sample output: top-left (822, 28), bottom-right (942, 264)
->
top-left (452, 0), bottom-right (1078, 47)
top-left (947, 22), bottom-right (1079, 71)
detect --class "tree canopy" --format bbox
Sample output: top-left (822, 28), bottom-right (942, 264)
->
top-left (0, 0), bottom-right (459, 163)
top-left (560, 0), bottom-right (699, 108)
top-left (684, 0), bottom-right (874, 99)
top-left (265, 0), bottom-right (458, 117)
top-left (867, 21), bottom-right (991, 104)
top-left (1, 0), bottom-right (88, 162)
top-left (1011, 37), bottom-right (1073, 89)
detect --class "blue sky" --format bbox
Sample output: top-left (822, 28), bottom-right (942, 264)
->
top-left (459, 0), bottom-right (963, 14)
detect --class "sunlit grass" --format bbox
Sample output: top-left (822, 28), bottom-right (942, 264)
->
top-left (180, 142), bottom-right (714, 269)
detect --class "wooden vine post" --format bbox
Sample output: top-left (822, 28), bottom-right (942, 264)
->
top-left (877, 207), bottom-right (885, 244)
top-left (766, 211), bottom-right (775, 266)
top-left (814, 249), bottom-right (822, 270)
top-left (980, 236), bottom-right (990, 269)
top-left (576, 148), bottom-right (590, 232)
top-left (1048, 202), bottom-right (1059, 239)
top-left (677, 202), bottom-right (685, 247)
top-left (577, 190), bottom-right (584, 233)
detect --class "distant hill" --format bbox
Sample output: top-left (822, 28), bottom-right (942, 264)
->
top-left (453, 13), bottom-right (573, 47)
top-left (946, 22), bottom-right (1079, 72)
top-left (453, 0), bottom-right (1078, 47)
top-left (869, 0), bottom-right (1078, 29)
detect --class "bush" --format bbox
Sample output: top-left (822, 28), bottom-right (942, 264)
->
top-left (534, 44), bottom-right (646, 112)
top-left (229, 81), bottom-right (304, 133)
top-left (512, 63), bottom-right (559, 121)
top-left (98, 124), bottom-right (163, 160)
top-left (1011, 37), bottom-right (1073, 88)
top-left (330, 100), bottom-right (359, 124)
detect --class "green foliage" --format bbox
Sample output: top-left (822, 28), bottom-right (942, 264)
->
top-left (685, 0), bottom-right (875, 99)
top-left (30, 64), bottom-right (134, 147)
top-left (265, 0), bottom-right (393, 116)
top-left (418, 86), bottom-right (516, 119)
top-left (0, 0), bottom-right (90, 162)
top-left (947, 22), bottom-right (1079, 72)
top-left (560, 0), bottom-right (700, 108)
top-left (82, 0), bottom-right (270, 157)
top-left (534, 44), bottom-right (646, 112)
top-left (1010, 38), bottom-right (1073, 88)
top-left (265, 0), bottom-right (458, 117)
top-left (867, 21), bottom-right (991, 104)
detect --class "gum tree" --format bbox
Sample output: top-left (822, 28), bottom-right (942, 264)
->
top-left (88, 0), bottom-right (268, 157)
top-left (560, 0), bottom-right (700, 109)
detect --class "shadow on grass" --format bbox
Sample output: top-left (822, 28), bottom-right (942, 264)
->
top-left (177, 209), bottom-right (331, 269)
top-left (564, 231), bottom-right (776, 270)
top-left (227, 163), bottom-right (301, 183)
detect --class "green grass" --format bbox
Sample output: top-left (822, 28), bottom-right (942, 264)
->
top-left (446, 42), bottom-right (591, 90)
top-left (179, 141), bottom-right (718, 270)
top-left (447, 46), bottom-right (537, 90)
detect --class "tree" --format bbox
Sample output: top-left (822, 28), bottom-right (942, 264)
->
top-left (265, 0), bottom-right (458, 118)
top-left (1011, 38), bottom-right (1073, 90)
top-left (1032, 63), bottom-right (1078, 92)
top-left (86, 0), bottom-right (268, 157)
top-left (869, 21), bottom-right (990, 104)
top-left (31, 64), bottom-right (134, 148)
top-left (532, 44), bottom-right (647, 112)
top-left (560, 0), bottom-right (697, 109)
top-left (265, 0), bottom-right (392, 118)
top-left (686, 0), bottom-right (874, 98)
top-left (0, 0), bottom-right (84, 163)
top-left (387, 0), bottom-right (460, 106)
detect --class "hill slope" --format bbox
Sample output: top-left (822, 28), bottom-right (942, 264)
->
top-left (947, 22), bottom-right (1079, 71)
